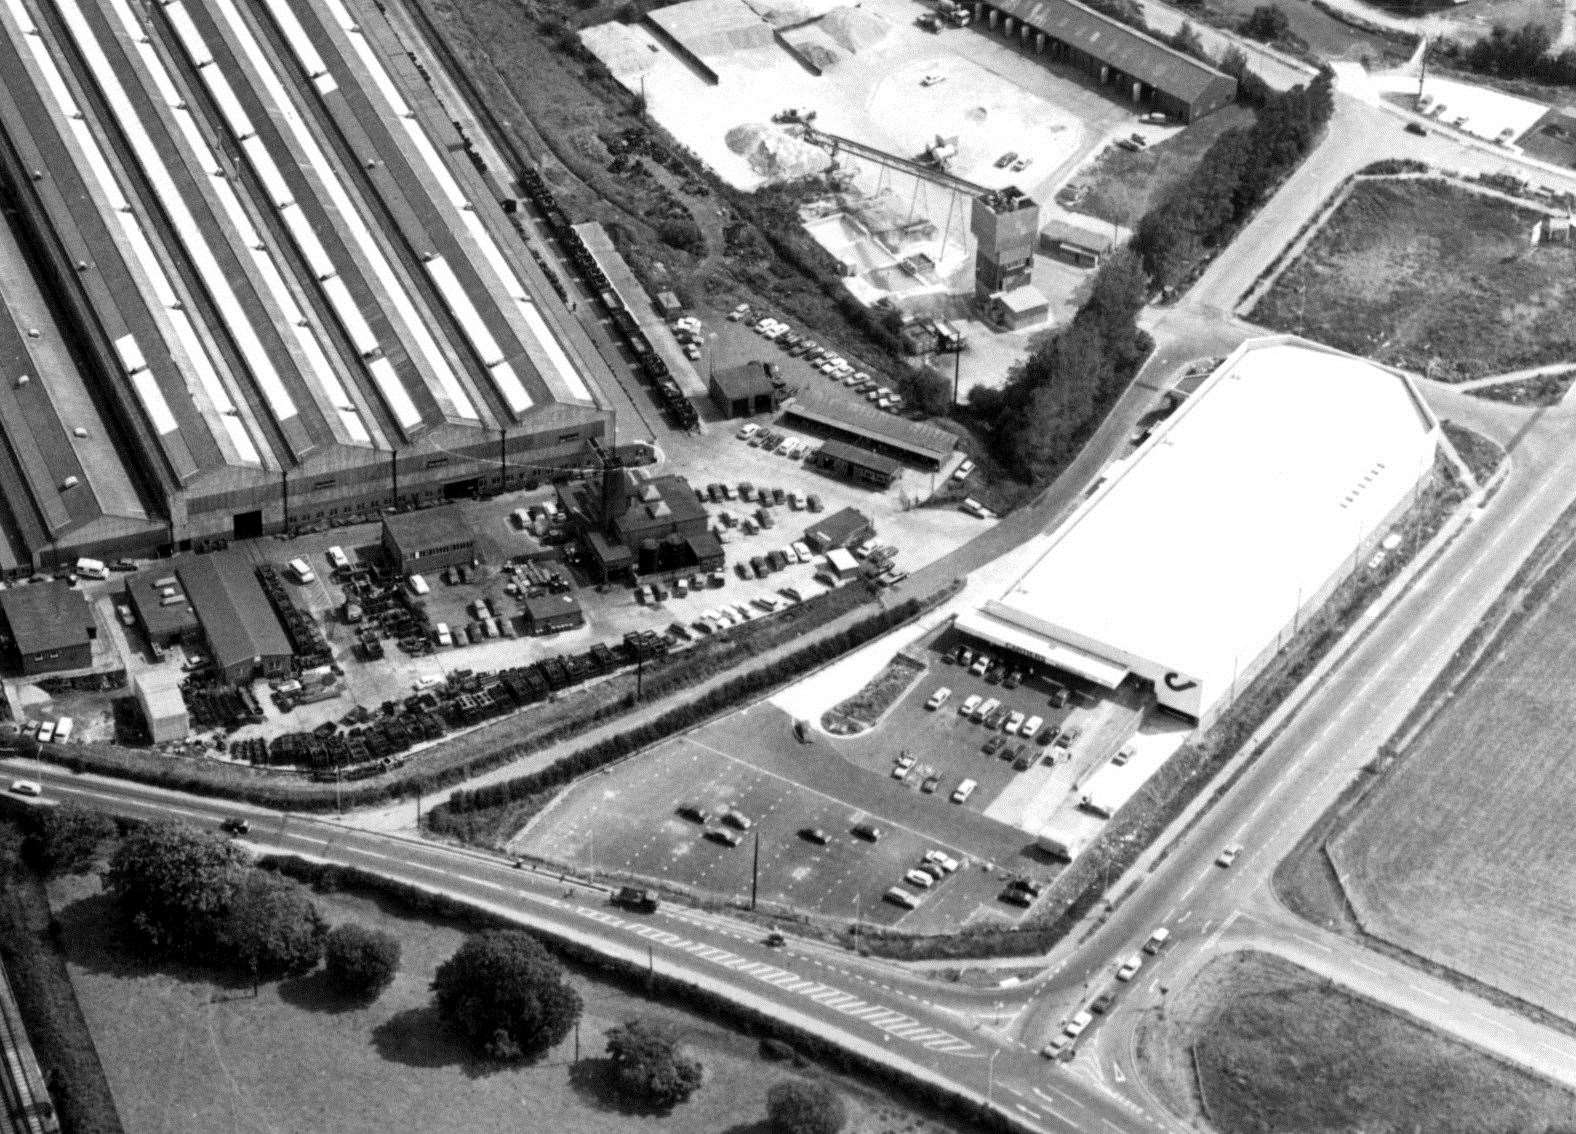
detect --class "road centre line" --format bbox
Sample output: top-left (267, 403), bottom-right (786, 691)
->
top-left (1035, 1083), bottom-right (1087, 1108)
top-left (1407, 983), bottom-right (1449, 1004)
top-left (1471, 1011), bottom-right (1513, 1032)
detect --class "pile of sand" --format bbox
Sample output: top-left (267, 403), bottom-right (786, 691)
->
top-left (819, 5), bottom-right (891, 53)
top-left (781, 24), bottom-right (848, 69)
top-left (741, 0), bottom-right (843, 27)
top-left (725, 123), bottom-right (833, 181)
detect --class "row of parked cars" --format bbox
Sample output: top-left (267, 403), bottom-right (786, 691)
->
top-left (732, 304), bottom-right (907, 415)
top-left (678, 802), bottom-right (755, 847)
top-left (885, 849), bottom-right (961, 910)
top-left (703, 472), bottom-right (823, 514)
top-left (1041, 926), bottom-right (1170, 1059)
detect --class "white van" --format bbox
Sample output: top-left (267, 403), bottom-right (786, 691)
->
top-left (75, 557), bottom-right (109, 580)
top-left (973, 697), bottom-right (1000, 723)
top-left (961, 497), bottom-right (995, 519)
top-left (52, 716), bottom-right (73, 743)
top-left (288, 557), bottom-right (316, 584)
top-left (325, 546), bottom-right (350, 572)
top-left (926, 687), bottom-right (952, 711)
top-left (407, 573), bottom-right (430, 596)
top-left (35, 720), bottom-right (54, 743)
top-left (951, 778), bottom-right (977, 804)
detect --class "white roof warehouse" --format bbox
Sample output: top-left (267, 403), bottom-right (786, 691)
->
top-left (957, 337), bottom-right (1440, 724)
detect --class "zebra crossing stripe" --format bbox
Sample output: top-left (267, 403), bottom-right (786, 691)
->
top-left (782, 980), bottom-right (820, 993)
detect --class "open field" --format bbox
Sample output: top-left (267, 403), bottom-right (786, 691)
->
top-left (51, 872), bottom-right (957, 1134)
top-left (1250, 177), bottom-right (1576, 380)
top-left (1329, 547), bottom-right (1576, 1022)
top-left (1055, 105), bottom-right (1256, 227)
top-left (1138, 951), bottom-right (1576, 1133)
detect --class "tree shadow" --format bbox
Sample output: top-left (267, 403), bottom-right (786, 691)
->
top-left (276, 968), bottom-right (362, 1015)
top-left (717, 1121), bottom-right (772, 1134)
top-left (566, 1057), bottom-right (675, 1117)
top-left (369, 1006), bottom-right (536, 1079)
top-left (55, 891), bottom-right (253, 998)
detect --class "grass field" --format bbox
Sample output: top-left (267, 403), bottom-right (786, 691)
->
top-left (1138, 951), bottom-right (1576, 1134)
top-left (51, 873), bottom-right (953, 1134)
top-left (1251, 178), bottom-right (1576, 380)
top-left (1469, 368), bottom-right (1576, 407)
top-left (1329, 552), bottom-right (1576, 1023)
top-left (1055, 105), bottom-right (1255, 227)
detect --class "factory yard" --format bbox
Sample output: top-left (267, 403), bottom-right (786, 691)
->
top-left (1329, 549), bottom-right (1576, 1024)
top-left (1250, 177), bottom-right (1576, 381)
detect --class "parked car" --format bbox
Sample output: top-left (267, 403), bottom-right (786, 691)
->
top-left (707, 828), bottom-right (745, 847)
top-left (800, 827), bottom-right (831, 845)
top-left (678, 805), bottom-right (711, 824)
top-left (1217, 843), bottom-right (1243, 868)
top-left (852, 822), bottom-right (882, 842)
top-left (1116, 954), bottom-right (1144, 981)
top-left (995, 151), bottom-right (1018, 168)
top-left (221, 817), bottom-right (251, 834)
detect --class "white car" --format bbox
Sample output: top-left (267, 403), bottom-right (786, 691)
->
top-left (737, 422), bottom-right (760, 441)
top-left (894, 753), bottom-right (917, 772)
top-left (951, 459), bottom-right (975, 482)
top-left (9, 780), bottom-right (42, 797)
top-left (1116, 954), bottom-right (1144, 981)
top-left (1064, 1010), bottom-right (1094, 1038)
top-left (1022, 714), bottom-right (1044, 738)
top-left (903, 869), bottom-right (935, 889)
top-left (1217, 843), bottom-right (1244, 868)
top-left (791, 541), bottom-right (813, 563)
top-left (923, 849), bottom-right (959, 873)
top-left (920, 73), bottom-right (945, 86)
top-left (958, 693), bottom-right (982, 717)
top-left (926, 687), bottom-right (952, 710)
top-left (1005, 710), bottom-right (1025, 734)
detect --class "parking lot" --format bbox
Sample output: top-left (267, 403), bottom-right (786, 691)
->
top-left (513, 696), bottom-right (1056, 933)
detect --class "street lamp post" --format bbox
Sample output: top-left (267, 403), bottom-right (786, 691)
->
top-left (987, 1048), bottom-right (1000, 1108)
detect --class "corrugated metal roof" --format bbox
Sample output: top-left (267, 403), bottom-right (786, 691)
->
top-left (785, 386), bottom-right (955, 463)
top-left (177, 551), bottom-right (292, 673)
top-left (990, 0), bottom-right (1232, 104)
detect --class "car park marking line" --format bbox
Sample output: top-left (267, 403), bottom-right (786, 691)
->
top-left (1035, 1083), bottom-right (1087, 1108)
top-left (1002, 1084), bottom-right (1024, 1098)
top-left (1471, 1011), bottom-right (1513, 1033)
top-left (1015, 1103), bottom-right (1041, 1119)
top-left (1353, 960), bottom-right (1383, 975)
top-left (1407, 983), bottom-right (1449, 1004)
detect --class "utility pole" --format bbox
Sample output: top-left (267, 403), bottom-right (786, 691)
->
top-left (751, 831), bottom-right (760, 910)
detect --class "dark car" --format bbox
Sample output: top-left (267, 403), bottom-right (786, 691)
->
top-left (751, 557), bottom-right (770, 579)
top-left (1010, 877), bottom-right (1046, 897)
top-left (1012, 749), bottom-right (1033, 771)
top-left (765, 931), bottom-right (786, 947)
top-left (851, 822), bottom-right (882, 842)
top-left (1003, 670), bottom-right (1022, 690)
top-left (806, 493), bottom-right (824, 512)
top-left (220, 817), bottom-right (251, 835)
top-left (706, 483), bottom-right (723, 502)
top-left (1089, 991), bottom-right (1115, 1014)
top-left (738, 482), bottom-right (756, 501)
top-left (735, 562), bottom-right (752, 580)
top-left (707, 828), bottom-right (744, 847)
top-left (768, 550), bottom-right (790, 570)
top-left (678, 805), bottom-right (711, 824)
top-left (772, 487), bottom-right (787, 505)
top-left (758, 509), bottom-right (776, 529)
top-left (1036, 724), bottom-right (1058, 746)
top-left (800, 826), bottom-right (831, 845)
top-left (1405, 121), bottom-right (1427, 136)
top-left (982, 735), bottom-right (1005, 756)
top-left (999, 887), bottom-right (1033, 908)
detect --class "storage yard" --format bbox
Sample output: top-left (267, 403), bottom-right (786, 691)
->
top-left (0, 0), bottom-right (616, 574)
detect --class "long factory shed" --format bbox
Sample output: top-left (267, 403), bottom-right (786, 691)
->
top-left (0, 0), bottom-right (613, 569)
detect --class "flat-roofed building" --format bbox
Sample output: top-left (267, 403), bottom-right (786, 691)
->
top-left (0, 581), bottom-right (94, 674)
top-left (134, 669), bottom-right (189, 743)
top-left (523, 591), bottom-right (585, 635)
top-left (382, 507), bottom-right (476, 574)
top-left (956, 337), bottom-right (1439, 725)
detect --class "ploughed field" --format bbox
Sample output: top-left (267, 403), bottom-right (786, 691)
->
top-left (1330, 553), bottom-right (1576, 1021)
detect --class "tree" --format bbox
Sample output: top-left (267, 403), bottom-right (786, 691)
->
top-left (656, 218), bottom-right (704, 255)
top-left (605, 1018), bottom-right (704, 1107)
top-left (904, 368), bottom-right (953, 417)
top-left (433, 930), bottom-right (582, 1061)
top-left (105, 820), bottom-right (245, 958)
top-left (1240, 4), bottom-right (1289, 42)
top-left (22, 804), bottom-right (114, 876)
top-left (324, 923), bottom-right (401, 999)
top-left (219, 871), bottom-right (326, 981)
top-left (767, 1079), bottom-right (847, 1134)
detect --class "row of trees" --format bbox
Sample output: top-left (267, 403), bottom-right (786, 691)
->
top-left (976, 249), bottom-right (1150, 482)
top-left (1133, 67), bottom-right (1335, 292)
top-left (105, 820), bottom-right (399, 996)
top-left (1442, 22), bottom-right (1576, 86)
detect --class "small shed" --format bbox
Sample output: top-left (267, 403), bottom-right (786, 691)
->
top-left (524, 592), bottom-right (586, 636)
top-left (823, 547), bottom-right (860, 580)
top-left (806, 439), bottom-right (903, 489)
top-left (709, 361), bottom-right (776, 418)
top-left (655, 290), bottom-right (684, 318)
top-left (135, 669), bottom-right (189, 743)
top-left (986, 285), bottom-right (1050, 331)
top-left (803, 507), bottom-right (874, 553)
top-left (1041, 215), bottom-right (1121, 267)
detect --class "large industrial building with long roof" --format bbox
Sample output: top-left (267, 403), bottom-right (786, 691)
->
top-left (0, 0), bottom-right (614, 574)
top-left (957, 337), bottom-right (1441, 727)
